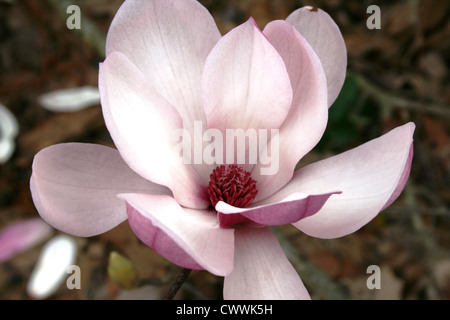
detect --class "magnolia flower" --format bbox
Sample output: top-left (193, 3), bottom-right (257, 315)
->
top-left (30, 0), bottom-right (414, 299)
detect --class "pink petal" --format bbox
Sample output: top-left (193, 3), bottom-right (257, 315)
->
top-left (0, 218), bottom-right (52, 263)
top-left (30, 143), bottom-right (171, 237)
top-left (274, 123), bottom-right (415, 239)
top-left (224, 227), bottom-right (310, 300)
top-left (119, 193), bottom-right (235, 276)
top-left (252, 20), bottom-right (328, 200)
top-left (381, 144), bottom-right (414, 211)
top-left (216, 191), bottom-right (339, 227)
top-left (286, 6), bottom-right (347, 107)
top-left (106, 0), bottom-right (220, 130)
top-left (99, 52), bottom-right (209, 209)
top-left (202, 18), bottom-right (292, 132)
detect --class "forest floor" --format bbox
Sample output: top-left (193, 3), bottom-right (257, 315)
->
top-left (0, 0), bottom-right (448, 300)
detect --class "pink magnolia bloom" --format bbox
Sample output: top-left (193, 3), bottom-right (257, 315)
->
top-left (30, 0), bottom-right (414, 300)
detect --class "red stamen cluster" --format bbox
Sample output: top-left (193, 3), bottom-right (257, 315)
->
top-left (207, 164), bottom-right (258, 208)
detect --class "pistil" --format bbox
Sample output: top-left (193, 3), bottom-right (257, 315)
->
top-left (207, 164), bottom-right (258, 217)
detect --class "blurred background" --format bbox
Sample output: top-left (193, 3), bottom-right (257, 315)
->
top-left (0, 0), bottom-right (448, 300)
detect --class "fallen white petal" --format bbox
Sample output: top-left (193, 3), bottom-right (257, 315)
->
top-left (27, 235), bottom-right (77, 299)
top-left (38, 86), bottom-right (100, 112)
top-left (0, 103), bottom-right (19, 164)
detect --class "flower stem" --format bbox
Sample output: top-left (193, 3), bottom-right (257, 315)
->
top-left (163, 268), bottom-right (192, 300)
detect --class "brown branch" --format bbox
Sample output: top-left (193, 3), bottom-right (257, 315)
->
top-left (352, 72), bottom-right (450, 119)
top-left (163, 268), bottom-right (192, 300)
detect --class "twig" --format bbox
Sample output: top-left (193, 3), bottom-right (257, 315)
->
top-left (352, 72), bottom-right (450, 119)
top-left (163, 268), bottom-right (192, 300)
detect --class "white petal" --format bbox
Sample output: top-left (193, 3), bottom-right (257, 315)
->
top-left (0, 103), bottom-right (19, 164)
top-left (38, 86), bottom-right (100, 112)
top-left (27, 235), bottom-right (77, 299)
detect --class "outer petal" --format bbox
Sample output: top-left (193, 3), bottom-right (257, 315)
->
top-left (381, 144), bottom-right (414, 211)
top-left (224, 227), bottom-right (310, 300)
top-left (119, 193), bottom-right (234, 277)
top-left (216, 191), bottom-right (339, 227)
top-left (30, 143), bottom-right (171, 237)
top-left (0, 218), bottom-right (52, 263)
top-left (286, 6), bottom-right (347, 107)
top-left (106, 0), bottom-right (221, 130)
top-left (202, 18), bottom-right (293, 132)
top-left (252, 20), bottom-right (328, 200)
top-left (271, 123), bottom-right (415, 239)
top-left (99, 52), bottom-right (209, 209)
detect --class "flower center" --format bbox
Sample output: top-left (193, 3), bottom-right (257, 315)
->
top-left (207, 164), bottom-right (258, 209)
